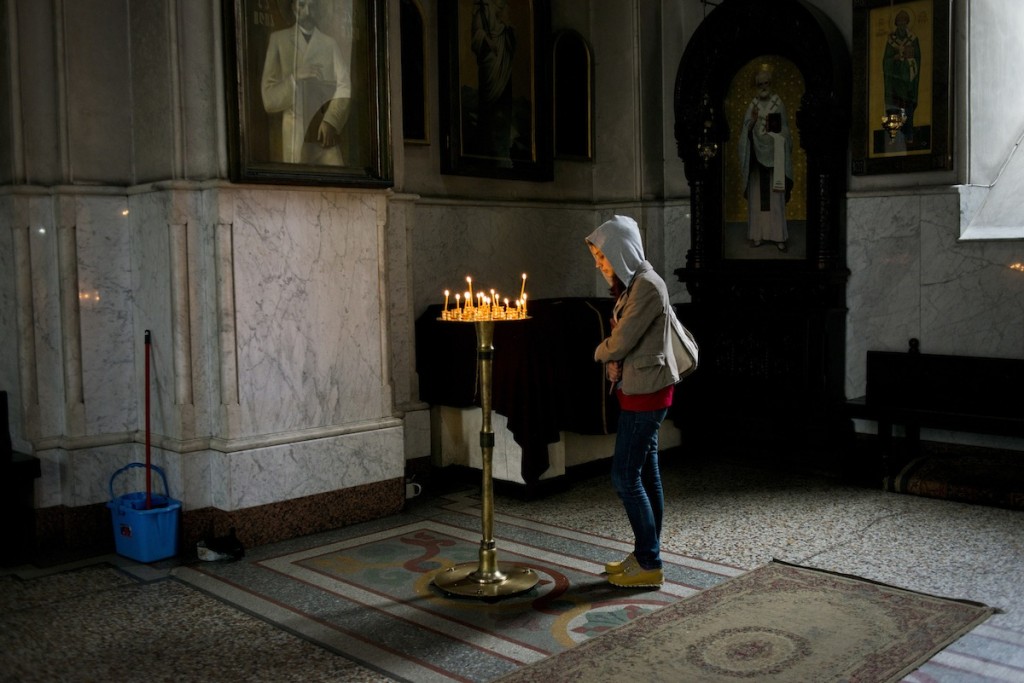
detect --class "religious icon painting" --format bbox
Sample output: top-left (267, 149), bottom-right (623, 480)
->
top-left (722, 56), bottom-right (807, 261)
top-left (851, 0), bottom-right (953, 175)
top-left (437, 0), bottom-right (553, 181)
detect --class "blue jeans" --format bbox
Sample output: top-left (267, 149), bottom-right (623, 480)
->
top-left (610, 407), bottom-right (667, 570)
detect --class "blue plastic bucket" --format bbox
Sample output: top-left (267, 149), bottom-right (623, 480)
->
top-left (107, 463), bottom-right (181, 562)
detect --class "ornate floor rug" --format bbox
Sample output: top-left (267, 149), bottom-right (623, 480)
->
top-left (494, 560), bottom-right (996, 683)
top-left (887, 450), bottom-right (1024, 511)
top-left (175, 491), bottom-right (742, 682)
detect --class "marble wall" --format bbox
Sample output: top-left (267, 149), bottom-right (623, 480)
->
top-left (4, 180), bottom-right (1023, 553)
top-left (846, 188), bottom-right (1024, 446)
top-left (4, 185), bottom-right (405, 522)
top-left (406, 200), bottom-right (693, 320)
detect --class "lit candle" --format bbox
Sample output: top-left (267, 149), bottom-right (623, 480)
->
top-left (522, 292), bottom-right (528, 315)
top-left (466, 276), bottom-right (473, 305)
top-left (444, 289), bottom-right (450, 313)
top-left (465, 291), bottom-right (472, 311)
top-left (520, 273), bottom-right (527, 302)
top-left (455, 293), bottom-right (461, 313)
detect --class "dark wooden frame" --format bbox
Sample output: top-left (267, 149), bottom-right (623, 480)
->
top-left (224, 0), bottom-right (392, 187)
top-left (669, 0), bottom-right (852, 460)
top-left (674, 0), bottom-right (851, 272)
top-left (437, 0), bottom-right (552, 181)
top-left (851, 0), bottom-right (953, 175)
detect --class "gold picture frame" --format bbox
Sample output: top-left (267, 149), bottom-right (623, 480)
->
top-left (851, 0), bottom-right (953, 175)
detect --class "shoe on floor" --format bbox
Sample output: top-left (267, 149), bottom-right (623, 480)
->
top-left (608, 563), bottom-right (663, 588)
top-left (603, 553), bottom-right (635, 574)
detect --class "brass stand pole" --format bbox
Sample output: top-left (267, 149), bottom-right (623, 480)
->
top-left (433, 320), bottom-right (539, 598)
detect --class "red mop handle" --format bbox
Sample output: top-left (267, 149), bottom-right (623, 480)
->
top-left (145, 330), bottom-right (152, 509)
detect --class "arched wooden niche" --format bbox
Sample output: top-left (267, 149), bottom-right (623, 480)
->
top-left (674, 0), bottom-right (850, 274)
top-left (670, 0), bottom-right (853, 453)
top-left (400, 0), bottom-right (428, 143)
top-left (553, 30), bottom-right (593, 161)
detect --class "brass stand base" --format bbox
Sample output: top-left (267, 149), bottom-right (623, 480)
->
top-left (433, 562), bottom-right (540, 598)
top-left (431, 318), bottom-right (539, 600)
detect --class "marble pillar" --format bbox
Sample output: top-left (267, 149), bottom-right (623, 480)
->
top-left (2, 184), bottom-right (405, 549)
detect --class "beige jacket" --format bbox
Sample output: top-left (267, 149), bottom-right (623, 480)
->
top-left (593, 262), bottom-right (681, 395)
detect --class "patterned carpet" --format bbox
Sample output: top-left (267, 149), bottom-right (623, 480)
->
top-left (887, 449), bottom-right (1024, 511)
top-left (176, 491), bottom-right (742, 681)
top-left (494, 561), bottom-right (996, 683)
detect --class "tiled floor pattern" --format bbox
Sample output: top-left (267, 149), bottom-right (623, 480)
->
top-left (176, 493), bottom-right (741, 682)
top-left (2, 452), bottom-right (1022, 682)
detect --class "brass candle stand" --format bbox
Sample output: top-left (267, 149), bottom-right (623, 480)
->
top-left (432, 318), bottom-right (539, 599)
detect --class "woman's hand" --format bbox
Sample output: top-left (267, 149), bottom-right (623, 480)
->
top-left (606, 360), bottom-right (622, 383)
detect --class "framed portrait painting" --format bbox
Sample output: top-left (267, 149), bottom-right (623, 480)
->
top-left (438, 0), bottom-right (553, 181)
top-left (851, 0), bottom-right (953, 175)
top-left (224, 0), bottom-right (392, 187)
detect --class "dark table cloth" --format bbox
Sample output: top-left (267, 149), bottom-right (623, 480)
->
top-left (415, 297), bottom-right (620, 483)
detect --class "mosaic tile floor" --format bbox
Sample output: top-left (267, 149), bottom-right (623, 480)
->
top-left (174, 492), bottom-right (741, 681)
top-left (2, 453), bottom-right (1022, 682)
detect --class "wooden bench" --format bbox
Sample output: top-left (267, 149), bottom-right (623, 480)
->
top-left (845, 339), bottom-right (1024, 471)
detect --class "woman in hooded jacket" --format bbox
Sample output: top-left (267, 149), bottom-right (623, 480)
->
top-left (586, 215), bottom-right (683, 588)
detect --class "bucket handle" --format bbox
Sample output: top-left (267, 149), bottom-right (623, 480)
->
top-left (109, 463), bottom-right (171, 501)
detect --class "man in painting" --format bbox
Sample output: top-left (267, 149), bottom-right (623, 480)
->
top-left (471, 0), bottom-right (516, 165)
top-left (738, 64), bottom-right (793, 252)
top-left (882, 9), bottom-right (921, 146)
top-left (261, 0), bottom-right (352, 165)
